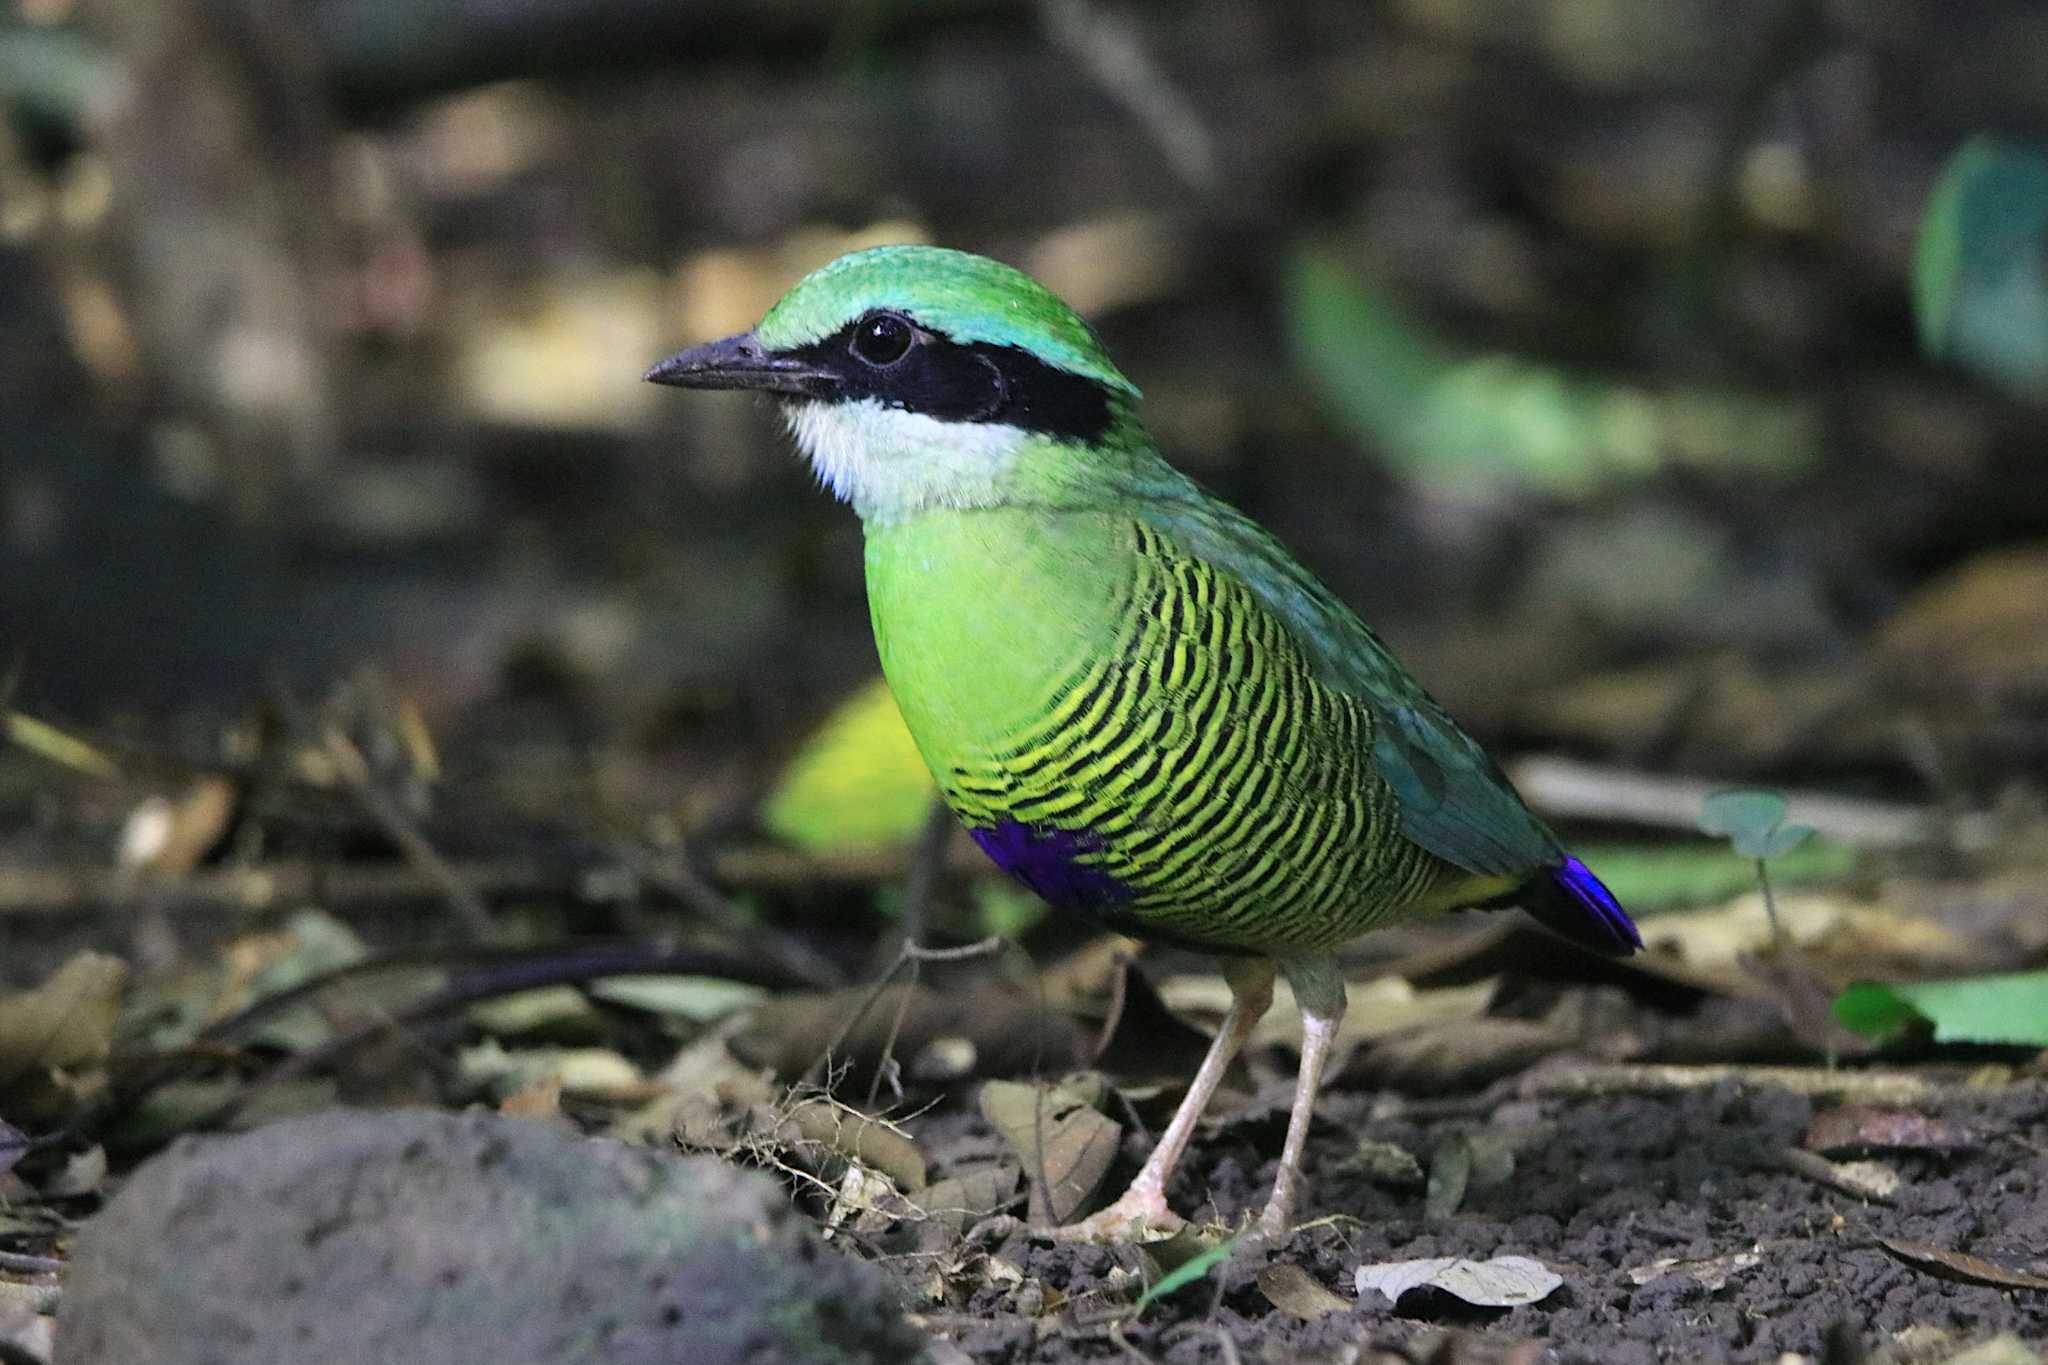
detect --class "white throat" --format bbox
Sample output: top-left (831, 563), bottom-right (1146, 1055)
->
top-left (783, 398), bottom-right (1030, 520)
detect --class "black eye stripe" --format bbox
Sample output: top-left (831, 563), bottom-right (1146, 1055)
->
top-left (779, 313), bottom-right (1116, 444)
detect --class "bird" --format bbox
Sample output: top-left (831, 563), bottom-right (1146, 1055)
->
top-left (646, 245), bottom-right (1640, 1241)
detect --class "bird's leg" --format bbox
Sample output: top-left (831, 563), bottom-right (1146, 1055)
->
top-left (1259, 954), bottom-right (1347, 1237)
top-left (1059, 956), bottom-right (1275, 1242)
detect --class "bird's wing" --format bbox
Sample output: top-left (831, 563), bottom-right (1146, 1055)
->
top-left (1129, 484), bottom-right (1559, 878)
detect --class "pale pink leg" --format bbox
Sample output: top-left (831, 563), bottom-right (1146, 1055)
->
top-left (1259, 955), bottom-right (1347, 1237)
top-left (1060, 957), bottom-right (1276, 1241)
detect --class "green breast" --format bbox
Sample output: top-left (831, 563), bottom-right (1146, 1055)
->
top-left (866, 510), bottom-right (1480, 953)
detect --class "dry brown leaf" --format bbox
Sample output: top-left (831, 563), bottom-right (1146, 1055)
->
top-left (979, 1078), bottom-right (1120, 1225)
top-left (1257, 1263), bottom-right (1351, 1320)
top-left (1879, 1237), bottom-right (2048, 1292)
top-left (497, 1074), bottom-right (564, 1120)
top-left (784, 1098), bottom-right (927, 1193)
top-left (1803, 1105), bottom-right (1976, 1156)
top-left (911, 1166), bottom-right (1022, 1251)
top-left (1626, 1250), bottom-right (1762, 1291)
top-left (0, 953), bottom-right (127, 1119)
top-left (117, 776), bottom-right (238, 880)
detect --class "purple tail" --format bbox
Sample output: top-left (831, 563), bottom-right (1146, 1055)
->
top-left (1519, 855), bottom-right (1642, 955)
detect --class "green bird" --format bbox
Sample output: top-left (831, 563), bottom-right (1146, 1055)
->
top-left (647, 245), bottom-right (1639, 1240)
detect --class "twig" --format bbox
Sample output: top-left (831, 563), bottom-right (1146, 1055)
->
top-left (1039, 0), bottom-right (1215, 194)
top-left (1512, 1062), bottom-right (1953, 1105)
top-left (802, 936), bottom-right (1006, 1092)
top-left (0, 857), bottom-right (564, 920)
top-left (1506, 755), bottom-right (1954, 849)
top-left (1775, 1146), bottom-right (1896, 1205)
top-left (616, 841), bottom-right (842, 988)
top-left (0, 1251), bottom-right (63, 1276)
top-left (321, 729), bottom-right (495, 940)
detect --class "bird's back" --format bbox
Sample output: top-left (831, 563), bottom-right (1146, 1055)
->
top-left (867, 504), bottom-right (1510, 954)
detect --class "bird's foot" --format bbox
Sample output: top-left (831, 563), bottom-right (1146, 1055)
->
top-left (1254, 1195), bottom-right (1297, 1241)
top-left (1055, 1189), bottom-right (1186, 1244)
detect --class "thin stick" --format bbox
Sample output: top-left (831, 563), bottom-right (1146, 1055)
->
top-left (801, 936), bottom-right (1004, 1091)
top-left (1507, 755), bottom-right (1951, 849)
top-left (323, 729), bottom-right (495, 941)
top-left (617, 840), bottom-right (842, 988)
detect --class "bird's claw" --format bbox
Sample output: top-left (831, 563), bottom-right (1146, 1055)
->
top-left (1054, 1190), bottom-right (1186, 1245)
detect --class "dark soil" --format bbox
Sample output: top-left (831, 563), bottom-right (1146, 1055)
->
top-left (919, 1079), bottom-right (2048, 1362)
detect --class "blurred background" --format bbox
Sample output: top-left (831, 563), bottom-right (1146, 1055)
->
top-left (3, 0), bottom-right (2048, 974)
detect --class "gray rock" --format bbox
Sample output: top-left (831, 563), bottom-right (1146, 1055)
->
top-left (57, 1107), bottom-right (924, 1365)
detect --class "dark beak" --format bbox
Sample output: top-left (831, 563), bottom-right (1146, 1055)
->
top-left (643, 331), bottom-right (836, 397)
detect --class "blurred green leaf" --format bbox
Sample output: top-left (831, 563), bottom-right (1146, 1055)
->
top-left (0, 23), bottom-right (110, 127)
top-left (1698, 789), bottom-right (1789, 842)
top-left (1286, 246), bottom-right (1820, 495)
top-left (971, 882), bottom-right (1047, 940)
top-left (1913, 136), bottom-right (2048, 398)
top-left (1570, 839), bottom-right (1855, 910)
top-left (763, 677), bottom-right (935, 853)
top-left (1835, 972), bottom-right (2048, 1046)
top-left (1749, 823), bottom-right (1815, 859)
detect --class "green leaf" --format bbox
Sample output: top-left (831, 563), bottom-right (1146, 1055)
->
top-left (1749, 823), bottom-right (1815, 859)
top-left (762, 677), bottom-right (935, 853)
top-left (1912, 136), bottom-right (2048, 398)
top-left (1135, 1234), bottom-right (1242, 1311)
top-left (1566, 839), bottom-right (1856, 909)
top-left (1285, 245), bottom-right (1819, 495)
top-left (1835, 972), bottom-right (2048, 1046)
top-left (1698, 789), bottom-right (1789, 843)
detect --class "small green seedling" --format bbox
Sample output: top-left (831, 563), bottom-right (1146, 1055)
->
top-left (1134, 1234), bottom-right (1243, 1313)
top-left (1698, 789), bottom-right (1814, 948)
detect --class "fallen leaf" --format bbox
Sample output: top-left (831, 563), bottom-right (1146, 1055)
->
top-left (979, 1078), bottom-right (1120, 1225)
top-left (587, 975), bottom-right (767, 1021)
top-left (1775, 1146), bottom-right (1900, 1203)
top-left (1803, 1105), bottom-right (1976, 1156)
top-left (117, 776), bottom-right (237, 879)
top-left (1355, 1255), bottom-right (1563, 1311)
top-left (454, 1039), bottom-right (643, 1100)
top-left (1879, 1238), bottom-right (2048, 1292)
top-left (468, 986), bottom-right (604, 1041)
top-left (0, 953), bottom-right (127, 1120)
top-left (911, 1166), bottom-right (1022, 1250)
top-left (1626, 1250), bottom-right (1761, 1291)
top-left (784, 1098), bottom-right (927, 1192)
top-left (1426, 1136), bottom-right (1472, 1221)
top-left (1836, 972), bottom-right (2048, 1047)
top-left (1334, 1140), bottom-right (1425, 1189)
top-left (497, 1074), bottom-right (564, 1120)
top-left (1257, 1263), bottom-right (1352, 1320)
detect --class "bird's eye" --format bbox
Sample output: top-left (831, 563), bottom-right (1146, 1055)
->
top-left (850, 313), bottom-right (916, 368)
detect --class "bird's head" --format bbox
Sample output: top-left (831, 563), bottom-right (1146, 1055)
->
top-left (646, 245), bottom-right (1144, 520)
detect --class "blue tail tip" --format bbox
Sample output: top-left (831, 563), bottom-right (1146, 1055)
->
top-left (1550, 855), bottom-right (1643, 954)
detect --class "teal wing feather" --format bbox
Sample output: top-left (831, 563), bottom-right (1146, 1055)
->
top-left (1126, 475), bottom-right (1559, 879)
